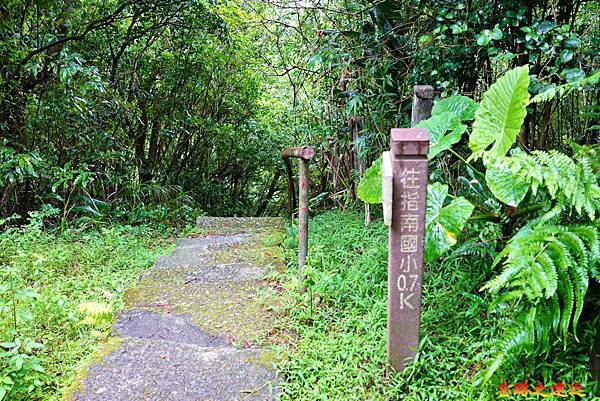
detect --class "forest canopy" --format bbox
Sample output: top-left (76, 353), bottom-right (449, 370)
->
top-left (1, 0), bottom-right (598, 222)
top-left (1, 0), bottom-right (293, 221)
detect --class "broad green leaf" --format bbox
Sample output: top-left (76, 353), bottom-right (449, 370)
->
top-left (469, 65), bottom-right (530, 158)
top-left (476, 30), bottom-right (492, 46)
top-left (357, 156), bottom-right (382, 204)
top-left (537, 21), bottom-right (556, 34)
top-left (484, 156), bottom-right (530, 206)
top-left (431, 95), bottom-right (478, 121)
top-left (416, 113), bottom-right (467, 159)
top-left (438, 197), bottom-right (476, 243)
top-left (427, 181), bottom-right (448, 215)
top-left (425, 182), bottom-right (475, 262)
top-left (559, 49), bottom-right (573, 64)
top-left (561, 67), bottom-right (585, 82)
top-left (563, 36), bottom-right (582, 49)
top-left (491, 26), bottom-right (503, 40)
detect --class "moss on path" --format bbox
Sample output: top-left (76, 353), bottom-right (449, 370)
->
top-left (66, 217), bottom-right (285, 401)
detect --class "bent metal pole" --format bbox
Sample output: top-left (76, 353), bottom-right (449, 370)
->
top-left (282, 146), bottom-right (314, 274)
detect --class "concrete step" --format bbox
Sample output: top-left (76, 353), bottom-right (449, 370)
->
top-left (112, 309), bottom-right (225, 347)
top-left (70, 337), bottom-right (278, 401)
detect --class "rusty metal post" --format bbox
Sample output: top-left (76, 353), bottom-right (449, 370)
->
top-left (282, 146), bottom-right (314, 216)
top-left (411, 85), bottom-right (434, 127)
top-left (298, 159), bottom-right (309, 272)
top-left (282, 146), bottom-right (314, 275)
top-left (386, 127), bottom-right (429, 373)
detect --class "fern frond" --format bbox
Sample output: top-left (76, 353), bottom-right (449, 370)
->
top-left (547, 241), bottom-right (575, 343)
top-left (537, 252), bottom-right (558, 298)
top-left (446, 238), bottom-right (494, 260)
top-left (529, 69), bottom-right (600, 104)
top-left (78, 301), bottom-right (113, 326)
top-left (481, 297), bottom-right (564, 385)
top-left (533, 299), bottom-right (560, 354)
top-left (572, 226), bottom-right (599, 261)
top-left (480, 258), bottom-right (524, 293)
top-left (558, 231), bottom-right (590, 338)
top-left (483, 224), bottom-right (598, 376)
top-left (489, 290), bottom-right (524, 310)
top-left (485, 150), bottom-right (600, 220)
top-left (479, 312), bottom-right (535, 385)
top-left (528, 262), bottom-right (547, 299)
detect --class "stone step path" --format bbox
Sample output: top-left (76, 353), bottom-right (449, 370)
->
top-left (68, 217), bottom-right (285, 401)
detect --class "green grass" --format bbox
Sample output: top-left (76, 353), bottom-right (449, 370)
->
top-left (0, 223), bottom-right (176, 400)
top-left (2, 210), bottom-right (596, 400)
top-left (277, 210), bottom-right (598, 400)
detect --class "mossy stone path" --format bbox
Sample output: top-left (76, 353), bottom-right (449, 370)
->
top-left (68, 217), bottom-right (285, 401)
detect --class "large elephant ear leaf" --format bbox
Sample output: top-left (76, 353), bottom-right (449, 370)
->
top-left (469, 66), bottom-right (530, 159)
top-left (425, 182), bottom-right (475, 262)
top-left (416, 112), bottom-right (467, 159)
top-left (357, 155), bottom-right (382, 204)
top-left (484, 155), bottom-right (531, 206)
top-left (431, 95), bottom-right (478, 121)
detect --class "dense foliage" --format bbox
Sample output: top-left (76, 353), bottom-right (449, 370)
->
top-left (2, 1), bottom-right (598, 218)
top-left (357, 65), bottom-right (599, 389)
top-left (1, 1), bottom-right (292, 222)
top-left (260, 0), bottom-right (598, 207)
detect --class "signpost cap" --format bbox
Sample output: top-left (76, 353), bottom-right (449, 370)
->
top-left (390, 128), bottom-right (429, 157)
top-left (413, 85), bottom-right (435, 99)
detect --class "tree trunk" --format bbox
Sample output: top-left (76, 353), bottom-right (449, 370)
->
top-left (349, 116), bottom-right (370, 226)
top-left (255, 170), bottom-right (281, 216)
top-left (146, 118), bottom-right (161, 180)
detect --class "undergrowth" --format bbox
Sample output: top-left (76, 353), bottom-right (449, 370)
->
top-left (277, 210), bottom-right (597, 400)
top-left (0, 219), bottom-right (179, 400)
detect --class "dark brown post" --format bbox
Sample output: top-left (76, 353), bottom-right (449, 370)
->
top-left (411, 85), bottom-right (434, 127)
top-left (282, 146), bottom-right (314, 274)
top-left (387, 128), bottom-right (429, 372)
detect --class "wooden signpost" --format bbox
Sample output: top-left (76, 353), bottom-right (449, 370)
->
top-left (385, 85), bottom-right (433, 372)
top-left (411, 85), bottom-right (435, 127)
